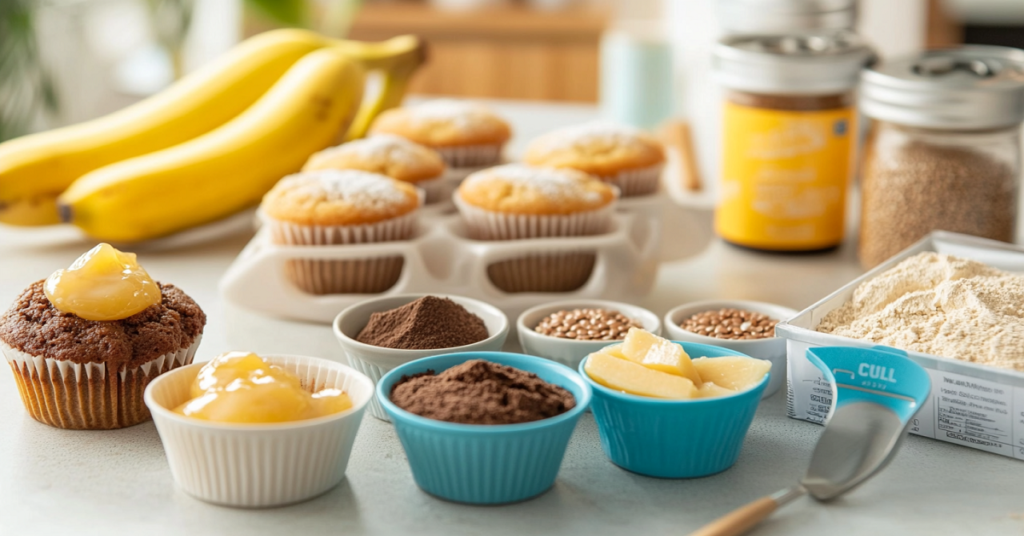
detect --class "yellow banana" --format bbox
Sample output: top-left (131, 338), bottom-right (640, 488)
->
top-left (0, 31), bottom-right (425, 227)
top-left (0, 28), bottom-right (327, 226)
top-left (58, 48), bottom-right (365, 243)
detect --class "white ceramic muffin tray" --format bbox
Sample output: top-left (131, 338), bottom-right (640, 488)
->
top-left (220, 193), bottom-right (712, 323)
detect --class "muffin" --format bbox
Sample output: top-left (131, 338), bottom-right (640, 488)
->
top-left (369, 100), bottom-right (511, 172)
top-left (0, 244), bottom-right (205, 430)
top-left (303, 134), bottom-right (447, 204)
top-left (524, 122), bottom-right (666, 197)
top-left (455, 164), bottom-right (617, 292)
top-left (261, 169), bottom-right (422, 295)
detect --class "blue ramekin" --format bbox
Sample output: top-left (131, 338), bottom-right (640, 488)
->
top-left (377, 351), bottom-right (592, 505)
top-left (580, 342), bottom-right (768, 478)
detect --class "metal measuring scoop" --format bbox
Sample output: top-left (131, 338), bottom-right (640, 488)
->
top-left (691, 346), bottom-right (932, 536)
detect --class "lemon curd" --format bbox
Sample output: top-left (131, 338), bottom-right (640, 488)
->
top-left (174, 352), bottom-right (353, 424)
top-left (44, 243), bottom-right (161, 321)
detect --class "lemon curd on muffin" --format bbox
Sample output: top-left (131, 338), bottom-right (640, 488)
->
top-left (261, 169), bottom-right (422, 295)
top-left (369, 99), bottom-right (511, 170)
top-left (525, 122), bottom-right (666, 197)
top-left (455, 164), bottom-right (617, 292)
top-left (0, 243), bottom-right (205, 429)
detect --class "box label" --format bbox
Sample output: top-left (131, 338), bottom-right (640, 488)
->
top-left (787, 342), bottom-right (1024, 460)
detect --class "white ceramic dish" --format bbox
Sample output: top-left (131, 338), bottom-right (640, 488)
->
top-left (517, 299), bottom-right (661, 370)
top-left (333, 293), bottom-right (510, 421)
top-left (144, 354), bottom-right (374, 508)
top-left (219, 192), bottom-right (714, 324)
top-left (663, 300), bottom-right (798, 399)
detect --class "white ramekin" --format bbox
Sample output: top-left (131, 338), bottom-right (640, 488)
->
top-left (333, 293), bottom-right (509, 421)
top-left (144, 354), bottom-right (374, 508)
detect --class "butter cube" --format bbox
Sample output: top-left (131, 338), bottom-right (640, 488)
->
top-left (585, 351), bottom-right (697, 399)
top-left (692, 356), bottom-right (771, 392)
top-left (696, 382), bottom-right (738, 399)
top-left (620, 328), bottom-right (702, 386)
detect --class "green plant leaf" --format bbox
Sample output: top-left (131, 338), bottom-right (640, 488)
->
top-left (244, 0), bottom-right (308, 27)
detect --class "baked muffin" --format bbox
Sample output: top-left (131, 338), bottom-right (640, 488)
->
top-left (261, 169), bottom-right (421, 294)
top-left (369, 100), bottom-right (511, 171)
top-left (303, 134), bottom-right (447, 203)
top-left (455, 164), bottom-right (617, 292)
top-left (524, 122), bottom-right (666, 197)
top-left (0, 245), bottom-right (205, 430)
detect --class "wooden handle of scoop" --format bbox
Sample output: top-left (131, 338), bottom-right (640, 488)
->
top-left (689, 486), bottom-right (805, 536)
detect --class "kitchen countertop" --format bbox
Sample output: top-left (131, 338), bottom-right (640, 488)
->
top-left (1, 100), bottom-right (1023, 536)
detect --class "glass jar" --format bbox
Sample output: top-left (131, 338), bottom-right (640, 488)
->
top-left (859, 46), bottom-right (1024, 268)
top-left (713, 32), bottom-right (872, 251)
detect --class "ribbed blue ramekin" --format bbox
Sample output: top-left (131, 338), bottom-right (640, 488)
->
top-left (377, 351), bottom-right (592, 504)
top-left (580, 342), bottom-right (768, 478)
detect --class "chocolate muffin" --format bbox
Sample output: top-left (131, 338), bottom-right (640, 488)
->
top-left (0, 281), bottom-right (206, 430)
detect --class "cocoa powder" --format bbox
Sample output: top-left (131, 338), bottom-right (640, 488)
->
top-left (389, 359), bottom-right (576, 424)
top-left (355, 296), bottom-right (489, 350)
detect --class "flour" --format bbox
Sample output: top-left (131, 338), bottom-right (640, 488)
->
top-left (817, 252), bottom-right (1024, 371)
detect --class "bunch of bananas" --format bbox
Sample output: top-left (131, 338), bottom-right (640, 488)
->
top-left (0, 29), bottom-right (425, 243)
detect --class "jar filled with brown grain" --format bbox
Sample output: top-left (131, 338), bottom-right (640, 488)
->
top-left (713, 32), bottom-right (873, 252)
top-left (858, 46), bottom-right (1024, 268)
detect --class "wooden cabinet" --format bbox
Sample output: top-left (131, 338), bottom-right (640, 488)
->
top-left (348, 3), bottom-right (607, 102)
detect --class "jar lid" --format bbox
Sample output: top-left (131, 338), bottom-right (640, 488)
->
top-left (713, 32), bottom-right (874, 95)
top-left (861, 45), bottom-right (1024, 130)
top-left (718, 0), bottom-right (857, 34)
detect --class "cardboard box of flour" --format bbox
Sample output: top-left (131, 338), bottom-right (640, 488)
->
top-left (776, 231), bottom-right (1024, 460)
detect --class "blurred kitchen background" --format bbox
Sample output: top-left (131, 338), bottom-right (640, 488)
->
top-left (2, 0), bottom-right (1022, 177)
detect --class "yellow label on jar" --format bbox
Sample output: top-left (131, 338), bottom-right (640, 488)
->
top-left (716, 101), bottom-right (855, 251)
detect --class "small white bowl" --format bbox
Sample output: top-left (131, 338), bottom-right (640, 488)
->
top-left (517, 299), bottom-right (661, 370)
top-left (333, 293), bottom-right (509, 421)
top-left (144, 354), bottom-right (374, 508)
top-left (663, 300), bottom-right (798, 399)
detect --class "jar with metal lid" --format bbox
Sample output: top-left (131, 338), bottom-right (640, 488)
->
top-left (718, 0), bottom-right (857, 35)
top-left (858, 46), bottom-right (1024, 268)
top-left (713, 32), bottom-right (873, 251)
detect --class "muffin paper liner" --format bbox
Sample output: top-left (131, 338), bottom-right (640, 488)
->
top-left (145, 354), bottom-right (372, 508)
top-left (267, 211), bottom-right (418, 295)
top-left (2, 336), bottom-right (201, 430)
top-left (415, 176), bottom-right (446, 204)
top-left (454, 196), bottom-right (615, 293)
top-left (595, 163), bottom-right (663, 197)
top-left (435, 143), bottom-right (504, 169)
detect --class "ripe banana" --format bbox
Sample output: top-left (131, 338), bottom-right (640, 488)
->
top-left (0, 28), bottom-right (327, 226)
top-left (0, 30), bottom-right (425, 227)
top-left (58, 48), bottom-right (365, 243)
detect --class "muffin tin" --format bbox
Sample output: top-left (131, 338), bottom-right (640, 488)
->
top-left (220, 193), bottom-right (712, 323)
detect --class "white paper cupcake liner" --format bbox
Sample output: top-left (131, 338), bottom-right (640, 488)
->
top-left (414, 176), bottom-right (446, 204)
top-left (453, 196), bottom-right (615, 241)
top-left (2, 336), bottom-right (201, 430)
top-left (595, 163), bottom-right (663, 197)
top-left (453, 196), bottom-right (614, 292)
top-left (267, 211), bottom-right (418, 295)
top-left (145, 354), bottom-right (374, 508)
top-left (435, 143), bottom-right (504, 169)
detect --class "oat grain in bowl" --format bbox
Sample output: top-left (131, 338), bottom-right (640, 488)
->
top-left (679, 308), bottom-right (778, 340)
top-left (534, 308), bottom-right (641, 341)
top-left (389, 359), bottom-right (575, 424)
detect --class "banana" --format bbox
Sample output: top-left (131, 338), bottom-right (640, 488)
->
top-left (0, 30), bottom-right (425, 227)
top-left (58, 48), bottom-right (365, 243)
top-left (0, 28), bottom-right (327, 226)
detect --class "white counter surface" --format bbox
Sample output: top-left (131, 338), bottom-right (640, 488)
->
top-left (1, 101), bottom-right (1023, 536)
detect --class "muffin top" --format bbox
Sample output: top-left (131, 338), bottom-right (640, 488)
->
top-left (262, 170), bottom-right (421, 226)
top-left (0, 281), bottom-right (205, 372)
top-left (302, 134), bottom-right (446, 183)
top-left (524, 122), bottom-right (665, 177)
top-left (457, 164), bottom-right (616, 215)
top-left (370, 100), bottom-right (512, 148)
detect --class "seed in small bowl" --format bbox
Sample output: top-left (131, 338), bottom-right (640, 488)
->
top-left (535, 308), bottom-right (642, 341)
top-left (679, 308), bottom-right (778, 340)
